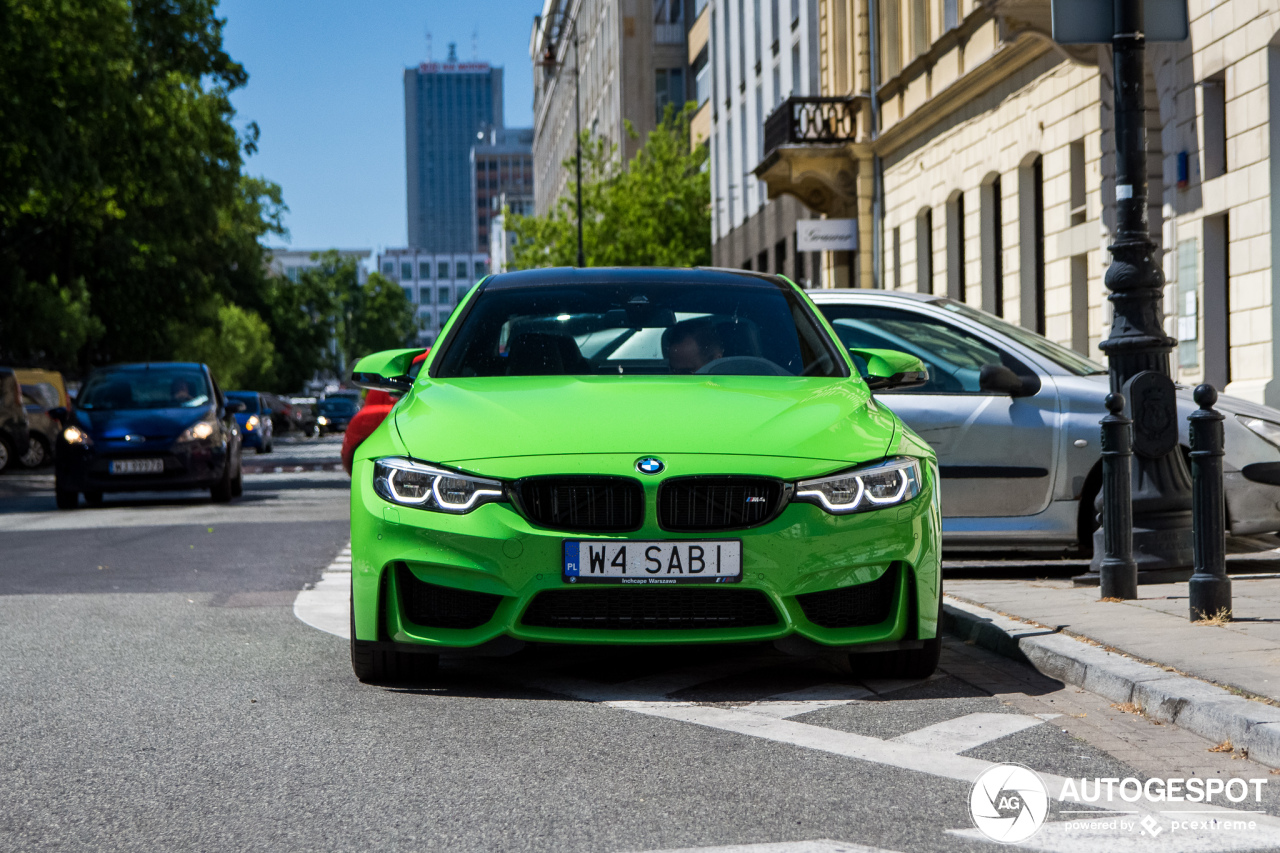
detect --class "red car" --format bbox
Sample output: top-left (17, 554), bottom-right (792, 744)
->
top-left (340, 351), bottom-right (428, 474)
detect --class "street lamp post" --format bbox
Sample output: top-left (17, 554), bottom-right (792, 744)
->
top-left (1077, 0), bottom-right (1195, 585)
top-left (539, 17), bottom-right (585, 268)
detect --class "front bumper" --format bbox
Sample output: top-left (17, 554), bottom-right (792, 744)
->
top-left (351, 457), bottom-right (941, 651)
top-left (55, 439), bottom-right (229, 492)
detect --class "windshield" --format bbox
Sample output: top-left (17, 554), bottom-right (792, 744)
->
top-left (226, 392), bottom-right (260, 413)
top-left (78, 368), bottom-right (211, 410)
top-left (434, 280), bottom-right (846, 378)
top-left (940, 301), bottom-right (1106, 376)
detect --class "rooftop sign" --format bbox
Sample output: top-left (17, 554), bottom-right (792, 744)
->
top-left (418, 62), bottom-right (491, 73)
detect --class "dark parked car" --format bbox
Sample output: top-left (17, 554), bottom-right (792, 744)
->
top-left (20, 382), bottom-right (61, 467)
top-left (316, 394), bottom-right (358, 434)
top-left (225, 391), bottom-right (274, 453)
top-left (53, 362), bottom-right (244, 508)
top-left (0, 368), bottom-right (30, 472)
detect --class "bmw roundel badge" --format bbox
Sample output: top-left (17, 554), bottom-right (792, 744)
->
top-left (636, 456), bottom-right (665, 475)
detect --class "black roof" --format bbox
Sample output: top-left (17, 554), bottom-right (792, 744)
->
top-left (91, 362), bottom-right (207, 372)
top-left (481, 266), bottom-right (791, 290)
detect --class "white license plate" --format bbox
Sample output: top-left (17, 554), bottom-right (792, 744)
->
top-left (109, 458), bottom-right (164, 475)
top-left (563, 540), bottom-right (742, 584)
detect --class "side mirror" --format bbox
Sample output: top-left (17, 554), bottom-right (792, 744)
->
top-left (351, 347), bottom-right (428, 393)
top-left (225, 400), bottom-right (247, 415)
top-left (978, 364), bottom-right (1031, 396)
top-left (849, 348), bottom-right (929, 391)
top-left (48, 407), bottom-right (68, 423)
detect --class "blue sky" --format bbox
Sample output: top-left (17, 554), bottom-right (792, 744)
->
top-left (219, 0), bottom-right (543, 253)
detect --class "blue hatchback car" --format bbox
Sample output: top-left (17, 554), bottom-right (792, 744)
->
top-left (225, 391), bottom-right (274, 454)
top-left (53, 363), bottom-right (244, 509)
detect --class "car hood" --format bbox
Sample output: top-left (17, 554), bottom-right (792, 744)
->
top-left (393, 376), bottom-right (898, 469)
top-left (74, 406), bottom-right (211, 438)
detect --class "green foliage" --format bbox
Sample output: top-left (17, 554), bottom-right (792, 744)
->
top-left (0, 0), bottom-right (290, 385)
top-left (347, 271), bottom-right (418, 364)
top-left (509, 103), bottom-right (710, 270)
top-left (174, 298), bottom-right (277, 390)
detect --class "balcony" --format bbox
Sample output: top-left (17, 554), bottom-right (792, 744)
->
top-left (762, 96), bottom-right (864, 160)
top-left (754, 96), bottom-right (870, 218)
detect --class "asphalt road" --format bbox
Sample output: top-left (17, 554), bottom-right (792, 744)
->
top-left (4, 435), bottom-right (1280, 853)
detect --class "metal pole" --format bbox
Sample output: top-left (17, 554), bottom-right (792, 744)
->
top-left (573, 27), bottom-right (584, 268)
top-left (1077, 0), bottom-right (1194, 585)
top-left (1188, 384), bottom-right (1231, 621)
top-left (1099, 392), bottom-right (1137, 599)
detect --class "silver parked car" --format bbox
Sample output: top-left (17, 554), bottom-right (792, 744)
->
top-left (809, 290), bottom-right (1280, 553)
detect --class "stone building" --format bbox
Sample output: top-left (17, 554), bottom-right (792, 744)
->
top-left (531, 0), bottom-right (691, 216)
top-left (755, 0), bottom-right (1280, 404)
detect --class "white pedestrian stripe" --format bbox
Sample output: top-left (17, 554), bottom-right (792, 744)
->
top-left (741, 683), bottom-right (873, 719)
top-left (293, 541), bottom-right (353, 638)
top-left (889, 712), bottom-right (1043, 753)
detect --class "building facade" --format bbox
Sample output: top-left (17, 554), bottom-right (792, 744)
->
top-left (472, 127), bottom-right (535, 255)
top-left (404, 49), bottom-right (505, 252)
top-left (753, 0), bottom-right (1280, 405)
top-left (266, 249), bottom-right (371, 284)
top-left (377, 249), bottom-right (490, 346)
top-left (703, 0), bottom-right (825, 285)
top-left (530, 0), bottom-right (691, 216)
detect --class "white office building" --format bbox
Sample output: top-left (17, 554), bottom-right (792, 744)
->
top-left (377, 249), bottom-right (490, 346)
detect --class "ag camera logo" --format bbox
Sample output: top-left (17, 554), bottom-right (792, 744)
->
top-left (970, 763), bottom-right (1050, 843)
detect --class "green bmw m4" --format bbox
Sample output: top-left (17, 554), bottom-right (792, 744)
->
top-left (348, 267), bottom-right (941, 683)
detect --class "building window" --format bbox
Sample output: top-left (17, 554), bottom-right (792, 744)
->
top-left (475, 260), bottom-right (487, 278)
top-left (419, 261), bottom-right (432, 280)
top-left (1018, 155), bottom-right (1047, 334)
top-left (401, 261), bottom-right (413, 281)
top-left (456, 261), bottom-right (467, 279)
top-left (694, 48), bottom-right (711, 106)
top-left (403, 286), bottom-right (414, 302)
top-left (1202, 76), bottom-right (1227, 180)
top-left (775, 238), bottom-right (787, 274)
top-left (944, 0), bottom-right (958, 30)
top-left (286, 267), bottom-right (301, 283)
top-left (743, 258), bottom-right (753, 271)
top-left (439, 286), bottom-right (452, 304)
top-left (791, 43), bottom-right (801, 96)
top-left (438, 262), bottom-right (450, 280)
top-left (910, 0), bottom-right (928, 58)
top-left (757, 249), bottom-right (768, 271)
top-left (1070, 140), bottom-right (1087, 225)
top-left (879, 0), bottom-right (901, 80)
top-left (656, 68), bottom-right (686, 121)
top-left (917, 209), bottom-right (933, 294)
top-left (793, 233), bottom-right (806, 283)
top-left (946, 192), bottom-right (965, 302)
top-left (1204, 213), bottom-right (1230, 388)
top-left (382, 261), bottom-right (394, 277)
top-left (892, 226), bottom-right (901, 290)
top-left (981, 175), bottom-right (1004, 316)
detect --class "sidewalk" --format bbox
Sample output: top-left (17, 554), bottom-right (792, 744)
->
top-left (946, 564), bottom-right (1280, 705)
top-left (943, 555), bottom-right (1280, 766)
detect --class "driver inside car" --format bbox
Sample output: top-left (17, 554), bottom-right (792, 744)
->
top-left (661, 318), bottom-right (725, 374)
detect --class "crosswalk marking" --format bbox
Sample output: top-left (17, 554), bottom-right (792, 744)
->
top-left (889, 711), bottom-right (1044, 753)
top-left (741, 684), bottom-right (873, 719)
top-left (629, 842), bottom-right (903, 853)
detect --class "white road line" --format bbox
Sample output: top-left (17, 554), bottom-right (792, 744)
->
top-left (628, 841), bottom-right (902, 853)
top-left (742, 684), bottom-right (874, 719)
top-left (292, 541), bottom-right (352, 639)
top-left (950, 820), bottom-right (1280, 852)
top-left (889, 712), bottom-right (1043, 753)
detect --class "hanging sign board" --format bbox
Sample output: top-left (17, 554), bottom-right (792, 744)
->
top-left (1051, 0), bottom-right (1188, 43)
top-left (798, 219), bottom-right (858, 252)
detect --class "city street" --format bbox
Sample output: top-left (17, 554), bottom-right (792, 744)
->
top-left (3, 437), bottom-right (1280, 852)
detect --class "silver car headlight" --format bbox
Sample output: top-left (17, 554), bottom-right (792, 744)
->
top-left (795, 457), bottom-right (923, 514)
top-left (1239, 416), bottom-right (1280, 449)
top-left (176, 417), bottom-right (216, 443)
top-left (373, 457), bottom-right (505, 513)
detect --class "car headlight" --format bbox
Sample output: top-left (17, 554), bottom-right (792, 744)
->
top-left (245, 415), bottom-right (259, 431)
top-left (1239, 416), bottom-right (1280, 449)
top-left (317, 415), bottom-right (329, 425)
top-left (795, 457), bottom-right (923, 514)
top-left (177, 418), bottom-right (216, 443)
top-left (373, 457), bottom-right (505, 513)
top-left (63, 426), bottom-right (91, 446)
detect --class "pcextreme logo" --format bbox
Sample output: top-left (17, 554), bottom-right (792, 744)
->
top-left (970, 764), bottom-right (1050, 843)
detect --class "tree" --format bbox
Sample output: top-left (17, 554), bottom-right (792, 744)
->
top-left (509, 103), bottom-right (710, 270)
top-left (173, 298), bottom-right (276, 390)
top-left (0, 0), bottom-right (286, 377)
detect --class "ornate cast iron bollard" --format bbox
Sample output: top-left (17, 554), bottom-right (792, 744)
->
top-left (1099, 393), bottom-right (1138, 600)
top-left (1188, 384), bottom-right (1231, 621)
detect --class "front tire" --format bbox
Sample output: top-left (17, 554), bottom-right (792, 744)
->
top-left (19, 435), bottom-right (49, 468)
top-left (350, 589), bottom-right (439, 684)
top-left (0, 434), bottom-right (13, 472)
top-left (211, 455), bottom-right (234, 503)
top-left (55, 488), bottom-right (78, 509)
top-left (83, 491), bottom-right (103, 507)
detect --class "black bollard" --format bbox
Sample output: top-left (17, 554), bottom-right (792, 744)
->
top-left (1099, 392), bottom-right (1138, 600)
top-left (1188, 384), bottom-right (1231, 621)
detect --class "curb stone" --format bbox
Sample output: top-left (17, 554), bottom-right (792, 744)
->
top-left (943, 595), bottom-right (1280, 768)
